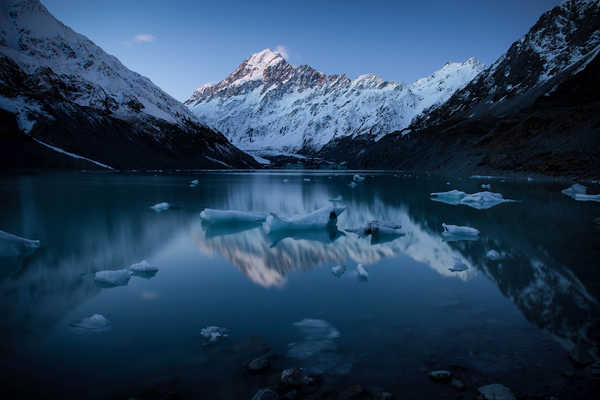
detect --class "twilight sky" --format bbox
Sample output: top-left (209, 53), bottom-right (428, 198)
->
top-left (43, 0), bottom-right (562, 101)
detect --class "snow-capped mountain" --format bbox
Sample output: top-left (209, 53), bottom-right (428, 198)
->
top-left (0, 0), bottom-right (257, 169)
top-left (413, 0), bottom-right (600, 129)
top-left (318, 0), bottom-right (600, 177)
top-left (186, 49), bottom-right (484, 152)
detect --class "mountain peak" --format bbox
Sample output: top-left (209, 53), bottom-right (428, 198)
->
top-left (246, 48), bottom-right (286, 68)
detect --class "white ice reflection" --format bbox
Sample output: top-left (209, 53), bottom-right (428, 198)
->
top-left (191, 191), bottom-right (478, 288)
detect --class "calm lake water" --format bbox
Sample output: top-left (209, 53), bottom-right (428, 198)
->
top-left (1, 171), bottom-right (599, 399)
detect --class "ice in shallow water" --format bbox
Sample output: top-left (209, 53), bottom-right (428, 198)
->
top-left (94, 269), bottom-right (132, 286)
top-left (128, 260), bottom-right (159, 274)
top-left (287, 319), bottom-right (351, 375)
top-left (200, 326), bottom-right (229, 343)
top-left (70, 314), bottom-right (111, 334)
top-left (356, 264), bottom-right (369, 281)
top-left (561, 184), bottom-right (600, 202)
top-left (150, 202), bottom-right (170, 212)
top-left (331, 265), bottom-right (346, 277)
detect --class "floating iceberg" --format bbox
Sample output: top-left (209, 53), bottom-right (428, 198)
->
top-left (150, 202), bottom-right (170, 212)
top-left (70, 314), bottom-right (111, 334)
top-left (362, 221), bottom-right (402, 236)
top-left (0, 230), bottom-right (40, 257)
top-left (129, 260), bottom-right (159, 274)
top-left (486, 250), bottom-right (506, 260)
top-left (348, 181), bottom-right (358, 188)
top-left (303, 178), bottom-right (311, 182)
top-left (200, 326), bottom-right (229, 343)
top-left (353, 174), bottom-right (365, 183)
top-left (441, 223), bottom-right (480, 241)
top-left (561, 184), bottom-right (600, 202)
top-left (356, 264), bottom-right (368, 281)
top-left (94, 269), bottom-right (132, 287)
top-left (561, 183), bottom-right (587, 198)
top-left (200, 208), bottom-right (268, 225)
top-left (331, 265), bottom-right (346, 278)
top-left (481, 184), bottom-right (491, 189)
top-left (431, 190), bottom-right (516, 210)
top-left (266, 205), bottom-right (345, 232)
top-left (572, 194), bottom-right (600, 202)
top-left (449, 260), bottom-right (469, 272)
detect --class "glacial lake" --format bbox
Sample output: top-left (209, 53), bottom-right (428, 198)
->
top-left (1, 171), bottom-right (599, 399)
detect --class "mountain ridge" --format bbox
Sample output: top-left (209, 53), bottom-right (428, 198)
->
top-left (186, 49), bottom-right (484, 152)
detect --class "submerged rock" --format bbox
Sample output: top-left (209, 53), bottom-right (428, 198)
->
top-left (478, 384), bottom-right (515, 400)
top-left (252, 388), bottom-right (279, 400)
top-left (339, 384), bottom-right (365, 399)
top-left (451, 378), bottom-right (465, 391)
top-left (281, 368), bottom-right (310, 387)
top-left (429, 370), bottom-right (452, 382)
top-left (247, 356), bottom-right (271, 373)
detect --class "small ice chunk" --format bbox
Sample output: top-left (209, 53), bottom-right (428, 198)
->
top-left (304, 178), bottom-right (311, 182)
top-left (356, 264), bottom-right (368, 281)
top-left (481, 184), bottom-right (491, 189)
top-left (129, 260), bottom-right (159, 273)
top-left (150, 202), bottom-right (170, 212)
top-left (190, 179), bottom-right (199, 185)
top-left (201, 326), bottom-right (229, 343)
top-left (353, 174), bottom-right (365, 183)
top-left (362, 221), bottom-right (402, 236)
top-left (348, 181), bottom-right (358, 188)
top-left (200, 209), bottom-right (268, 224)
top-left (442, 223), bottom-right (480, 240)
top-left (446, 182), bottom-right (451, 185)
top-left (94, 269), bottom-right (132, 286)
top-left (486, 250), bottom-right (506, 260)
top-left (562, 183), bottom-right (587, 198)
top-left (283, 178), bottom-right (289, 183)
top-left (266, 205), bottom-right (345, 232)
top-left (331, 264), bottom-right (346, 278)
top-left (70, 314), bottom-right (111, 333)
top-left (0, 230), bottom-right (40, 257)
top-left (449, 260), bottom-right (469, 272)
top-left (573, 193), bottom-right (600, 202)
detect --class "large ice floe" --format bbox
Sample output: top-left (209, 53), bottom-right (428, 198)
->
top-left (70, 314), bottom-right (112, 334)
top-left (0, 230), bottom-right (40, 257)
top-left (200, 208), bottom-right (268, 224)
top-left (430, 190), bottom-right (517, 210)
top-left (287, 319), bottom-right (351, 375)
top-left (562, 184), bottom-right (600, 202)
top-left (441, 223), bottom-right (480, 241)
top-left (266, 205), bottom-right (346, 232)
top-left (94, 269), bottom-right (132, 287)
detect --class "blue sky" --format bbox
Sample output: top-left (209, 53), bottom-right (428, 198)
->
top-left (43, 0), bottom-right (562, 101)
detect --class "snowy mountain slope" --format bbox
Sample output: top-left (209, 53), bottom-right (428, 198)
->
top-left (0, 0), bottom-right (257, 169)
top-left (185, 49), bottom-right (484, 152)
top-left (317, 0), bottom-right (600, 177)
top-left (412, 0), bottom-right (600, 129)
